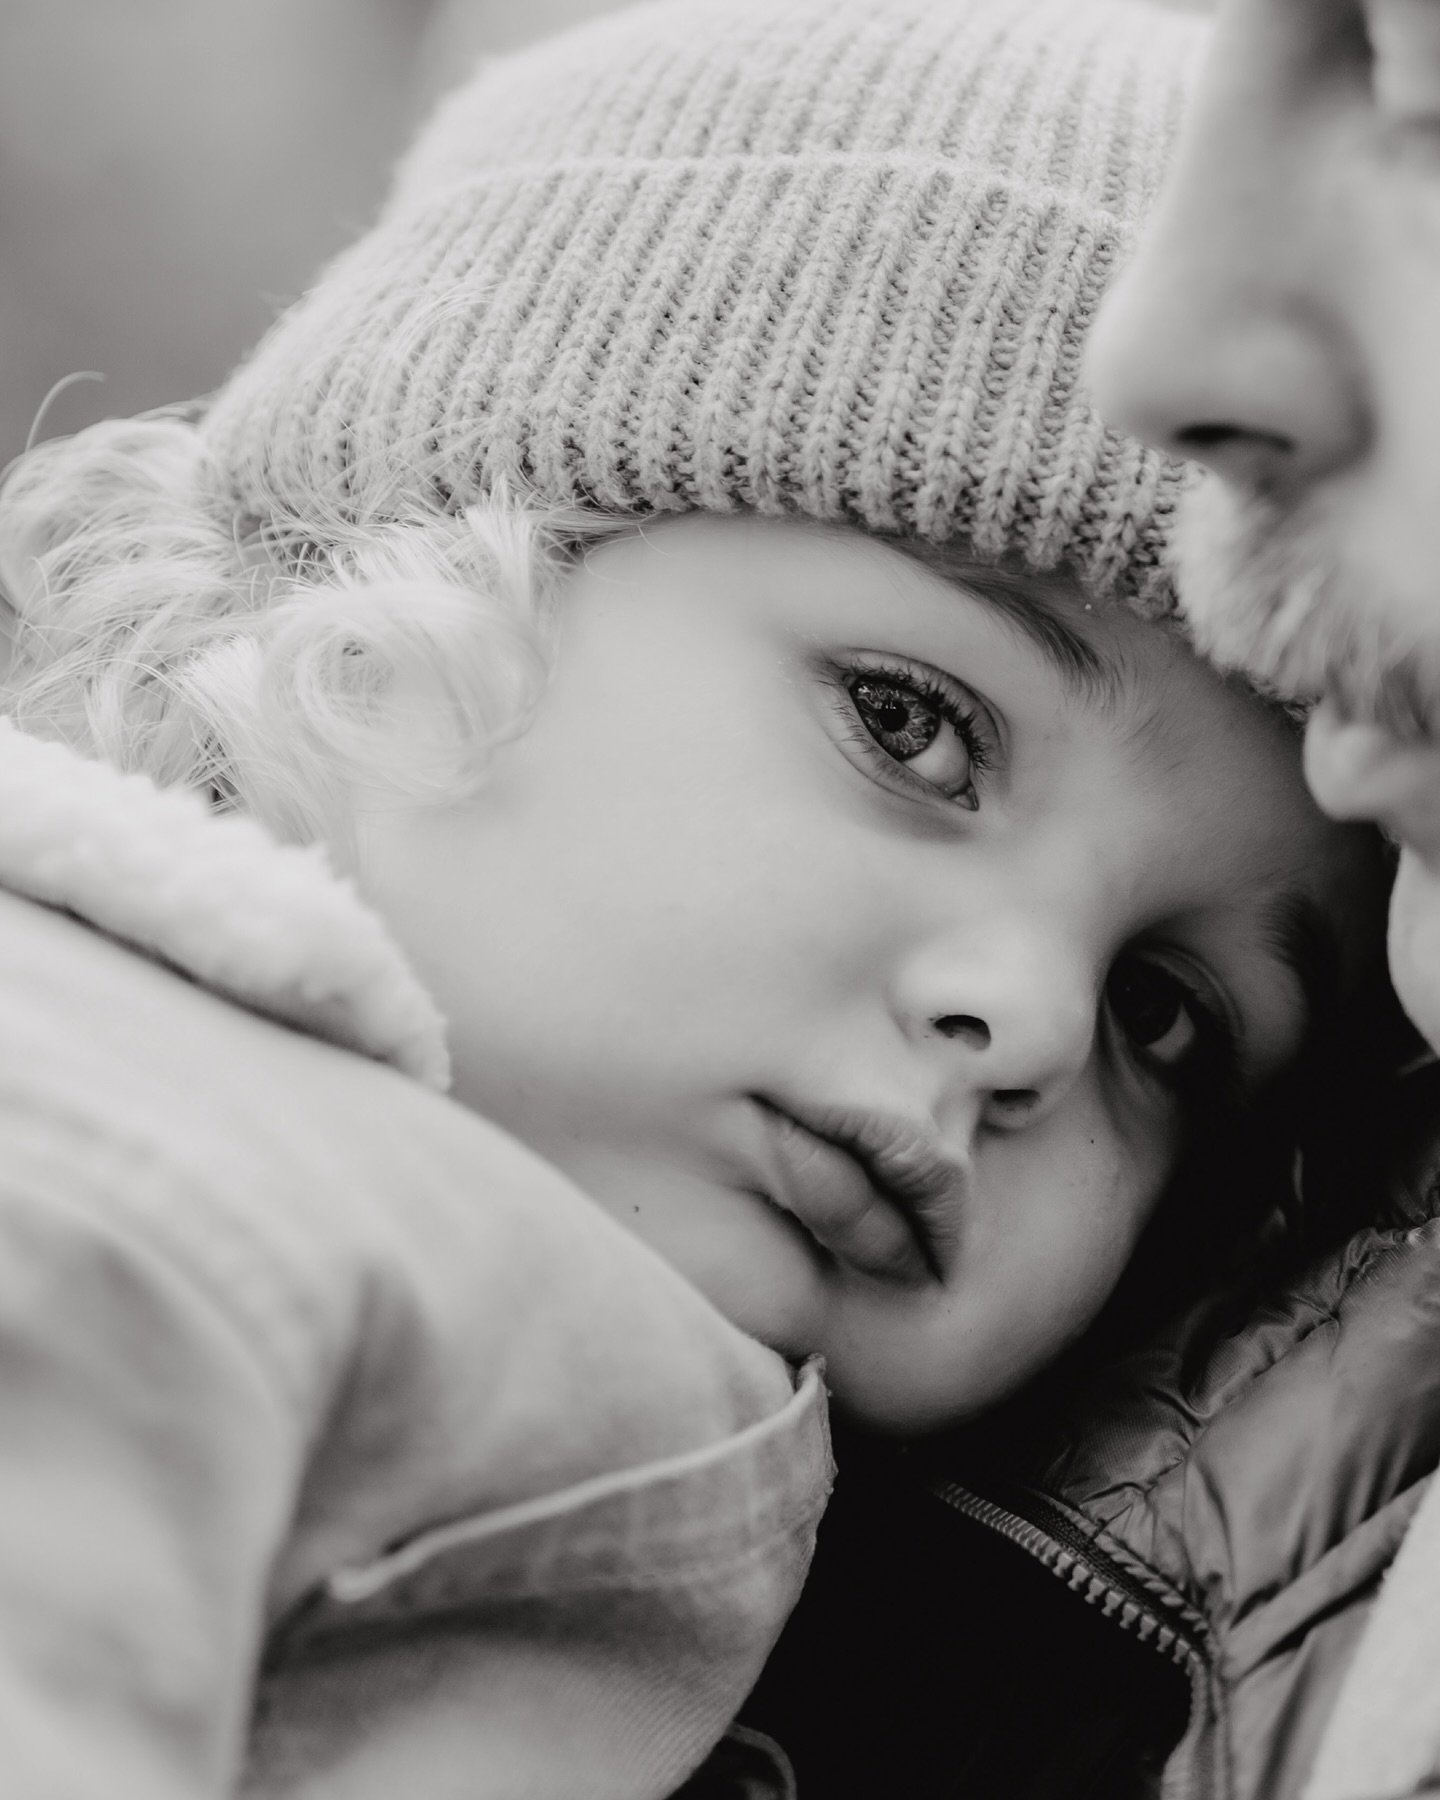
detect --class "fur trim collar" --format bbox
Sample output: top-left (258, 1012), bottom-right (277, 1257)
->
top-left (0, 721), bottom-right (449, 1087)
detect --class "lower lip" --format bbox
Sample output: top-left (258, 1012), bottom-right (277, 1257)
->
top-left (753, 1102), bottom-right (931, 1285)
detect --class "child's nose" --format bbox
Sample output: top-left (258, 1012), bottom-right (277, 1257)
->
top-left (894, 920), bottom-right (1096, 1131)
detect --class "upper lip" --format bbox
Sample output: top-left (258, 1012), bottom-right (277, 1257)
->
top-left (750, 1094), bottom-right (966, 1284)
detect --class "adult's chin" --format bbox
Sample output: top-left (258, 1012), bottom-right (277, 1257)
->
top-left (1389, 848), bottom-right (1440, 1057)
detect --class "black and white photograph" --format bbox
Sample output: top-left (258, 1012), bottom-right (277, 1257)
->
top-left (0, 1), bottom-right (1433, 1796)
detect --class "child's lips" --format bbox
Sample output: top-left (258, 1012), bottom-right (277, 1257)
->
top-left (748, 1095), bottom-right (965, 1285)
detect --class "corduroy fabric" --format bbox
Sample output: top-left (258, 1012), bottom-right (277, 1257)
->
top-left (202, 0), bottom-right (1204, 613)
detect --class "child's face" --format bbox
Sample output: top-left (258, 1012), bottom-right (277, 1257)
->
top-left (356, 516), bottom-right (1378, 1430)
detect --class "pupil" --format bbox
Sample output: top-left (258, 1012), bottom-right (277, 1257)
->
top-left (874, 695), bottom-right (909, 731)
top-left (1111, 963), bottom-right (1182, 1047)
top-left (853, 678), bottom-right (939, 757)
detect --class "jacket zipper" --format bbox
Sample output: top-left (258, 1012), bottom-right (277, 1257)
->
top-left (929, 1476), bottom-right (1219, 1800)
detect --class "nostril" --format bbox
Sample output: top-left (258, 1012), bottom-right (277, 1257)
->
top-left (935, 1013), bottom-right (990, 1050)
top-left (1176, 421), bottom-right (1294, 457)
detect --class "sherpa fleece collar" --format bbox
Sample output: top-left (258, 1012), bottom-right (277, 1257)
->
top-left (0, 719), bottom-right (449, 1087)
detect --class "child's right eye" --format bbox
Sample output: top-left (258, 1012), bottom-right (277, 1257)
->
top-left (832, 654), bottom-right (999, 812)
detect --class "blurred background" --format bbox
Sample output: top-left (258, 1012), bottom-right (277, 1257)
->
top-left (0, 0), bottom-right (1214, 464)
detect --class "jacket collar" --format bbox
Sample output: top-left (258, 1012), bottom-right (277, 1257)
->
top-left (0, 720), bottom-right (449, 1087)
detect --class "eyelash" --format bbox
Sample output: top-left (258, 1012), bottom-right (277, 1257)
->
top-left (826, 653), bottom-right (999, 808)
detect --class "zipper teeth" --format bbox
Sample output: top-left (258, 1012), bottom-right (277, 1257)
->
top-left (931, 1480), bottom-right (1203, 1676)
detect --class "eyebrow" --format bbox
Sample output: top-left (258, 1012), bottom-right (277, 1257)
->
top-left (885, 541), bottom-right (1126, 709)
top-left (960, 574), bottom-right (1127, 710)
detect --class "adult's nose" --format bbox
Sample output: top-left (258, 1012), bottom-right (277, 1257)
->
top-left (892, 914), bottom-right (1097, 1133)
top-left (1084, 0), bottom-right (1366, 495)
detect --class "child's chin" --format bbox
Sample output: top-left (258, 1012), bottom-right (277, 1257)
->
top-left (818, 1331), bottom-right (1034, 1438)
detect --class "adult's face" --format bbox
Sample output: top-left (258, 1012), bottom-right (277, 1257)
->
top-left (1086, 0), bottom-right (1440, 1046)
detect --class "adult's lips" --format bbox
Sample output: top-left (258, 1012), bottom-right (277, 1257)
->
top-left (750, 1094), bottom-right (965, 1284)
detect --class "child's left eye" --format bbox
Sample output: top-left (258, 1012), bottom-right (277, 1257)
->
top-left (1107, 958), bottom-right (1200, 1068)
top-left (843, 663), bottom-right (993, 808)
top-left (1105, 952), bottom-right (1240, 1107)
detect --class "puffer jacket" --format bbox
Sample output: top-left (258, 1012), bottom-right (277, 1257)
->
top-left (0, 720), bottom-right (831, 1800)
top-left (746, 1067), bottom-right (1440, 1800)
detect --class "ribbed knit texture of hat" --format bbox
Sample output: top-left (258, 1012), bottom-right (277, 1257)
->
top-left (202, 0), bottom-right (1204, 613)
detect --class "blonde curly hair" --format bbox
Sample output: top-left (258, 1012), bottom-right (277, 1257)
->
top-left (0, 414), bottom-right (629, 858)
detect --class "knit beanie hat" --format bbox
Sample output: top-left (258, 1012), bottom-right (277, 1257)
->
top-left (201, 0), bottom-right (1204, 614)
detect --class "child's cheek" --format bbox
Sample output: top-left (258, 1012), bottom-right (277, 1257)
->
top-left (1388, 848), bottom-right (1440, 1054)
